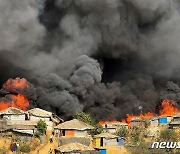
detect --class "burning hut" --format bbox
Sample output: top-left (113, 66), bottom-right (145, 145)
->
top-left (54, 142), bottom-right (98, 154)
top-left (54, 119), bottom-right (93, 137)
top-left (93, 133), bottom-right (119, 147)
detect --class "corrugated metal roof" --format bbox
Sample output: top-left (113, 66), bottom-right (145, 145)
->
top-left (0, 107), bottom-right (26, 115)
top-left (56, 142), bottom-right (95, 152)
top-left (94, 133), bottom-right (118, 139)
top-left (54, 119), bottom-right (94, 130)
top-left (28, 108), bottom-right (52, 117)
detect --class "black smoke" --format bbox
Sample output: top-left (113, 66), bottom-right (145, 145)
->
top-left (0, 0), bottom-right (180, 120)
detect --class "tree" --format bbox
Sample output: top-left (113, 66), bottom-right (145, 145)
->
top-left (74, 112), bottom-right (103, 135)
top-left (74, 112), bottom-right (96, 126)
top-left (35, 120), bottom-right (47, 137)
top-left (117, 127), bottom-right (129, 138)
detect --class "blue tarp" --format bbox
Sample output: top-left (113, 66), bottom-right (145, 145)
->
top-left (95, 148), bottom-right (106, 154)
top-left (118, 137), bottom-right (124, 146)
top-left (159, 117), bottom-right (167, 124)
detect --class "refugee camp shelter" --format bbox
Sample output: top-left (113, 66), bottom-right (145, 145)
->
top-left (54, 142), bottom-right (98, 154)
top-left (102, 122), bottom-right (128, 134)
top-left (93, 133), bottom-right (119, 147)
top-left (0, 107), bottom-right (27, 121)
top-left (130, 118), bottom-right (143, 127)
top-left (55, 119), bottom-right (93, 137)
top-left (169, 113), bottom-right (180, 129)
top-left (169, 121), bottom-right (180, 129)
top-left (28, 108), bottom-right (52, 121)
top-left (149, 117), bottom-right (159, 127)
top-left (102, 124), bottom-right (116, 134)
top-left (172, 113), bottom-right (180, 122)
top-left (28, 108), bottom-right (53, 130)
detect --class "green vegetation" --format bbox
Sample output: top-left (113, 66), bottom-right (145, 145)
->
top-left (158, 129), bottom-right (178, 142)
top-left (35, 119), bottom-right (47, 137)
top-left (74, 112), bottom-right (103, 135)
top-left (116, 127), bottom-right (129, 138)
top-left (127, 128), bottom-right (179, 154)
top-left (18, 143), bottom-right (31, 153)
top-left (0, 147), bottom-right (6, 154)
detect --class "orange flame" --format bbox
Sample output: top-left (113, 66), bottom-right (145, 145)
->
top-left (160, 100), bottom-right (179, 116)
top-left (0, 78), bottom-right (30, 111)
top-left (99, 99), bottom-right (180, 127)
top-left (3, 78), bottom-right (29, 91)
top-left (99, 120), bottom-right (118, 125)
top-left (0, 94), bottom-right (29, 111)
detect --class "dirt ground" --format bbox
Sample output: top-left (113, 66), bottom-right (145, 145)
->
top-left (104, 146), bottom-right (130, 154)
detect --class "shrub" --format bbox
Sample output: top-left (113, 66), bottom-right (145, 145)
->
top-left (158, 129), bottom-right (178, 142)
top-left (117, 127), bottom-right (129, 138)
top-left (19, 143), bottom-right (31, 153)
top-left (35, 120), bottom-right (47, 137)
top-left (0, 147), bottom-right (6, 154)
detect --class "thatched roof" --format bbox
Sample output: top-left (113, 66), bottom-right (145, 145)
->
top-left (55, 119), bottom-right (94, 130)
top-left (28, 108), bottom-right (52, 117)
top-left (56, 142), bottom-right (95, 152)
top-left (0, 107), bottom-right (26, 115)
top-left (94, 132), bottom-right (118, 139)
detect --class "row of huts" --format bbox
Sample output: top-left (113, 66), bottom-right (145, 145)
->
top-left (0, 107), bottom-right (63, 140)
top-left (129, 114), bottom-right (180, 128)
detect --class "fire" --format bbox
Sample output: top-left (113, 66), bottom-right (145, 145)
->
top-left (99, 120), bottom-right (118, 125)
top-left (99, 99), bottom-right (180, 128)
top-left (0, 78), bottom-right (30, 111)
top-left (124, 112), bottom-right (154, 124)
top-left (0, 94), bottom-right (29, 111)
top-left (3, 78), bottom-right (29, 92)
top-left (160, 100), bottom-right (179, 116)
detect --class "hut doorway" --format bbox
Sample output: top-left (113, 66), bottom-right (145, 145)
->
top-left (100, 137), bottom-right (103, 146)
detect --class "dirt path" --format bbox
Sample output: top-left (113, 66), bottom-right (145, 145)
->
top-left (105, 146), bottom-right (130, 154)
top-left (31, 136), bottom-right (58, 154)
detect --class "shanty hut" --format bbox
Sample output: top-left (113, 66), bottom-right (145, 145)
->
top-left (102, 122), bottom-right (128, 134)
top-left (167, 116), bottom-right (173, 123)
top-left (149, 117), bottom-right (159, 127)
top-left (130, 118), bottom-right (143, 127)
top-left (172, 113), bottom-right (180, 122)
top-left (28, 108), bottom-right (52, 121)
top-left (93, 133), bottom-right (119, 147)
top-left (55, 119), bottom-right (93, 137)
top-left (169, 113), bottom-right (180, 129)
top-left (28, 108), bottom-right (53, 130)
top-left (169, 121), bottom-right (180, 129)
top-left (54, 142), bottom-right (99, 154)
top-left (0, 107), bottom-right (27, 121)
top-left (103, 124), bottom-right (116, 134)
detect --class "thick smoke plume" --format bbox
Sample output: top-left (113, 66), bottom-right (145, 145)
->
top-left (0, 0), bottom-right (180, 120)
